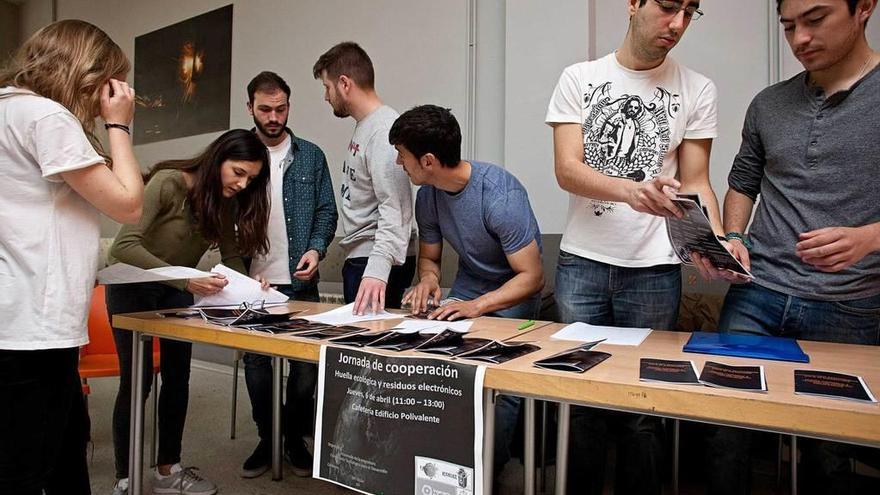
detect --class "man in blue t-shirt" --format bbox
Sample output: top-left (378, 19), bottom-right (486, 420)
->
top-left (389, 104), bottom-right (544, 482)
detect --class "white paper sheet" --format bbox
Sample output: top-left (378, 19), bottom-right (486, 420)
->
top-left (551, 322), bottom-right (652, 346)
top-left (302, 302), bottom-right (403, 325)
top-left (191, 264), bottom-right (288, 307)
top-left (97, 263), bottom-right (214, 285)
top-left (391, 319), bottom-right (473, 334)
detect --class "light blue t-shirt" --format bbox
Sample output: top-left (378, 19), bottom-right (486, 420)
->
top-left (415, 161), bottom-right (542, 301)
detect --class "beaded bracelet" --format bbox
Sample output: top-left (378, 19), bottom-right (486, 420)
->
top-left (724, 232), bottom-right (753, 250)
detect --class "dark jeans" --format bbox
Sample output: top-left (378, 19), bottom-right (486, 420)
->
top-left (708, 283), bottom-right (880, 495)
top-left (342, 256), bottom-right (416, 309)
top-left (0, 347), bottom-right (91, 495)
top-left (463, 296), bottom-right (543, 478)
top-left (107, 282), bottom-right (194, 479)
top-left (555, 251), bottom-right (681, 494)
top-left (243, 284), bottom-right (320, 447)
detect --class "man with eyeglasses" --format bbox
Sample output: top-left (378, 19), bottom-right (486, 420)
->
top-left (697, 0), bottom-right (880, 493)
top-left (546, 0), bottom-right (718, 493)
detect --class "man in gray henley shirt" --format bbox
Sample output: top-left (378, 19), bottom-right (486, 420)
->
top-left (696, 1), bottom-right (880, 493)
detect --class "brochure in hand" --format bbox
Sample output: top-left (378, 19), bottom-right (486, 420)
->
top-left (457, 340), bottom-right (540, 364)
top-left (666, 193), bottom-right (752, 278)
top-left (533, 342), bottom-right (611, 373)
top-left (794, 370), bottom-right (877, 403)
top-left (698, 361), bottom-right (767, 392)
top-left (639, 358), bottom-right (700, 385)
top-left (414, 329), bottom-right (493, 357)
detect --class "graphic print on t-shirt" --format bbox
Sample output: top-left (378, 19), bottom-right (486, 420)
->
top-left (581, 82), bottom-right (679, 216)
top-left (341, 139), bottom-right (359, 204)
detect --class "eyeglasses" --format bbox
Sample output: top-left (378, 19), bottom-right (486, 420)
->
top-left (653, 0), bottom-right (703, 21)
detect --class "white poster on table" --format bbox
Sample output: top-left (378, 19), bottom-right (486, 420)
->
top-left (314, 346), bottom-right (485, 495)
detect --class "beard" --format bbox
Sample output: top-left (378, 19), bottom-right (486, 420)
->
top-left (253, 117), bottom-right (287, 139)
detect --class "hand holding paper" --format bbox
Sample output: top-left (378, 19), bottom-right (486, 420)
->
top-left (191, 264), bottom-right (288, 307)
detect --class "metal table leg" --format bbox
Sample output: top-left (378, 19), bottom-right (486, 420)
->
top-left (555, 403), bottom-right (570, 495)
top-left (791, 435), bottom-right (797, 495)
top-left (483, 389), bottom-right (495, 495)
top-left (540, 401), bottom-right (548, 493)
top-left (129, 332), bottom-right (146, 495)
top-left (272, 356), bottom-right (283, 480)
top-left (231, 351), bottom-right (240, 439)
top-left (673, 419), bottom-right (680, 495)
top-left (524, 397), bottom-right (537, 495)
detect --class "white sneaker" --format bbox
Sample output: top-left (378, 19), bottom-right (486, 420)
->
top-left (112, 478), bottom-right (128, 495)
top-left (152, 464), bottom-right (217, 495)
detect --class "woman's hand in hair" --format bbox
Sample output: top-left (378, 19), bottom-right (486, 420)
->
top-left (100, 78), bottom-right (135, 125)
top-left (185, 274), bottom-right (228, 296)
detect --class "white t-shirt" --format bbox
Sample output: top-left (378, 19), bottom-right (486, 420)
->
top-left (249, 134), bottom-right (292, 284)
top-left (0, 87), bottom-right (104, 350)
top-left (546, 54), bottom-right (718, 267)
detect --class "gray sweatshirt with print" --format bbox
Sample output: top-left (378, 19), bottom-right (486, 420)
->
top-left (338, 105), bottom-right (417, 282)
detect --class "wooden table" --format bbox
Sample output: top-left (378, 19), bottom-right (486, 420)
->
top-left (495, 323), bottom-right (880, 494)
top-left (113, 304), bottom-right (880, 495)
top-left (113, 301), bottom-right (549, 495)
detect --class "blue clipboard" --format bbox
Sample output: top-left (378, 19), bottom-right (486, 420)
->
top-left (683, 331), bottom-right (810, 363)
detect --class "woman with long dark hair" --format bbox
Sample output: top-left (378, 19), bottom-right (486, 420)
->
top-left (0, 20), bottom-right (143, 495)
top-left (106, 129), bottom-right (270, 495)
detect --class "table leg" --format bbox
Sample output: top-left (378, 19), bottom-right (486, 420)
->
top-left (673, 419), bottom-right (680, 495)
top-left (524, 397), bottom-right (536, 495)
top-left (791, 435), bottom-right (797, 495)
top-left (272, 356), bottom-right (283, 481)
top-left (129, 332), bottom-right (146, 495)
top-left (540, 401), bottom-right (548, 493)
top-left (554, 402), bottom-right (570, 495)
top-left (483, 389), bottom-right (495, 495)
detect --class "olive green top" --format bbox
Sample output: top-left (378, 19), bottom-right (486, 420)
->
top-left (109, 169), bottom-right (246, 291)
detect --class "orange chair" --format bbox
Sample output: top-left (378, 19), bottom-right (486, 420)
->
top-left (80, 285), bottom-right (160, 465)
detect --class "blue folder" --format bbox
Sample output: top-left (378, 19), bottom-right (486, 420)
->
top-left (683, 331), bottom-right (810, 363)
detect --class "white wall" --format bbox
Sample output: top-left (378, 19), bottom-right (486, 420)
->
top-left (26, 0), bottom-right (880, 237)
top-left (54, 0), bottom-right (471, 235)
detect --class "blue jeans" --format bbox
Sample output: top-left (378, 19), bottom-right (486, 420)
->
top-left (708, 283), bottom-right (880, 495)
top-left (555, 251), bottom-right (681, 494)
top-left (243, 285), bottom-right (320, 447)
top-left (342, 256), bottom-right (416, 309)
top-left (452, 294), bottom-right (541, 479)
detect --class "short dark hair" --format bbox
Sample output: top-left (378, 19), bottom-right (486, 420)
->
top-left (247, 71), bottom-right (290, 104)
top-left (312, 41), bottom-right (375, 89)
top-left (389, 105), bottom-right (462, 167)
top-left (776, 0), bottom-right (860, 15)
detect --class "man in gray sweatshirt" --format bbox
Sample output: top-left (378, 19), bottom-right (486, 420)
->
top-left (313, 42), bottom-right (417, 315)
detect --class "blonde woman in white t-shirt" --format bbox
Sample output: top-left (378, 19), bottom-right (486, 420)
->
top-left (0, 20), bottom-right (143, 495)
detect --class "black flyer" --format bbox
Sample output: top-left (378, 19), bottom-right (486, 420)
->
top-left (315, 346), bottom-right (485, 495)
top-left (699, 361), bottom-right (767, 392)
top-left (665, 194), bottom-right (753, 277)
top-left (794, 370), bottom-right (877, 403)
top-left (639, 358), bottom-right (700, 384)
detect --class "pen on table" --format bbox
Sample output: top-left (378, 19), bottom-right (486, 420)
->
top-left (517, 319), bottom-right (535, 331)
